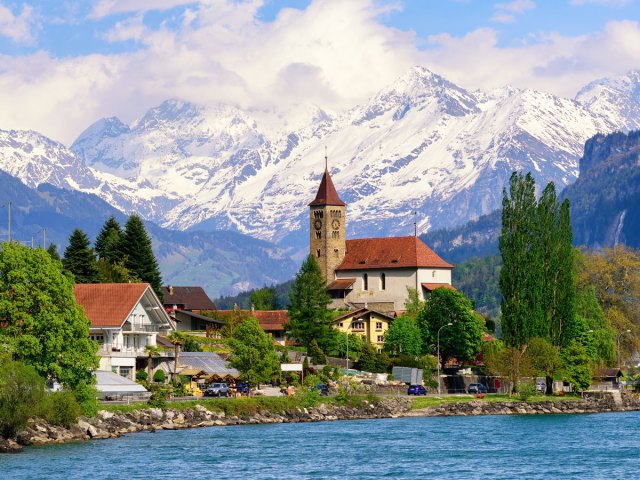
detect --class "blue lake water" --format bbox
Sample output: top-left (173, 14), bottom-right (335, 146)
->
top-left (2, 411), bottom-right (639, 479)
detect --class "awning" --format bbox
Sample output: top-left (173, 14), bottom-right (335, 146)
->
top-left (328, 278), bottom-right (356, 290)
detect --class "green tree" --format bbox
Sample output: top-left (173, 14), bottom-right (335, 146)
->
top-left (46, 243), bottom-right (61, 262)
top-left (286, 255), bottom-right (335, 351)
top-left (403, 287), bottom-right (424, 320)
top-left (500, 173), bottom-right (577, 348)
top-left (0, 359), bottom-right (46, 438)
top-left (417, 288), bottom-right (484, 368)
top-left (330, 331), bottom-right (364, 360)
top-left (308, 339), bottom-right (327, 365)
top-left (145, 344), bottom-right (161, 382)
top-left (94, 215), bottom-right (123, 263)
top-left (500, 172), bottom-right (539, 348)
top-left (484, 341), bottom-right (532, 395)
top-left (120, 215), bottom-right (163, 298)
top-left (96, 257), bottom-right (139, 283)
top-left (561, 342), bottom-right (593, 392)
top-left (357, 341), bottom-right (379, 373)
top-left (383, 315), bottom-right (422, 356)
top-left (228, 317), bottom-right (280, 387)
top-left (250, 287), bottom-right (279, 310)
top-left (62, 228), bottom-right (99, 283)
top-left (0, 242), bottom-right (98, 391)
top-left (524, 337), bottom-right (561, 395)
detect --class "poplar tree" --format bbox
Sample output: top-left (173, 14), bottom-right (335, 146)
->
top-left (286, 255), bottom-right (335, 351)
top-left (62, 228), bottom-right (99, 283)
top-left (120, 215), bottom-right (163, 298)
top-left (500, 172), bottom-right (576, 349)
top-left (499, 172), bottom-right (538, 348)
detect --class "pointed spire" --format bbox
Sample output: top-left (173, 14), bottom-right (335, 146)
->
top-left (309, 150), bottom-right (345, 207)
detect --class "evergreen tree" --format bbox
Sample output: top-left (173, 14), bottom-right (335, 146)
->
top-left (62, 229), bottom-right (99, 283)
top-left (95, 215), bottom-right (123, 263)
top-left (120, 215), bottom-right (163, 298)
top-left (250, 286), bottom-right (278, 310)
top-left (46, 243), bottom-right (61, 262)
top-left (308, 339), bottom-right (327, 365)
top-left (286, 255), bottom-right (335, 351)
top-left (357, 341), bottom-right (379, 373)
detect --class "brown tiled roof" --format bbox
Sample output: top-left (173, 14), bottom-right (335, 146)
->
top-left (161, 286), bottom-right (216, 310)
top-left (336, 236), bottom-right (453, 270)
top-left (308, 169), bottom-right (345, 206)
top-left (328, 278), bottom-right (356, 290)
top-left (216, 310), bottom-right (289, 332)
top-left (333, 308), bottom-right (395, 322)
top-left (421, 283), bottom-right (456, 291)
top-left (74, 283), bottom-right (149, 328)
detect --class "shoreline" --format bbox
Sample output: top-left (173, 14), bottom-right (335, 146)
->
top-left (3, 393), bottom-right (640, 453)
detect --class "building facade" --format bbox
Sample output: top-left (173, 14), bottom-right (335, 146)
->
top-left (309, 168), bottom-right (454, 314)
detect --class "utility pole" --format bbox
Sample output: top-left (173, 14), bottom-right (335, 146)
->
top-left (2, 201), bottom-right (11, 243)
top-left (38, 227), bottom-right (46, 249)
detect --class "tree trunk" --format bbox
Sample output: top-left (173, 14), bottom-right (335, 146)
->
top-left (545, 375), bottom-right (553, 395)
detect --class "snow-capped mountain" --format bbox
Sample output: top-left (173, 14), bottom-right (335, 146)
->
top-left (575, 70), bottom-right (640, 131)
top-left (1, 67), bottom-right (638, 255)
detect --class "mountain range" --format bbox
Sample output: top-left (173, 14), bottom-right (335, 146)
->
top-left (1, 66), bottom-right (640, 296)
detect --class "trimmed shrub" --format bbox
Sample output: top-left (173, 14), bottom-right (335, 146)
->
top-left (136, 370), bottom-right (148, 382)
top-left (0, 360), bottom-right (46, 438)
top-left (153, 369), bottom-right (166, 383)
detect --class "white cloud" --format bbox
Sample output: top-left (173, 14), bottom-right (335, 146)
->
top-left (492, 0), bottom-right (534, 23)
top-left (90, 0), bottom-right (201, 19)
top-left (0, 0), bottom-right (638, 145)
top-left (0, 3), bottom-right (38, 44)
top-left (102, 15), bottom-right (147, 42)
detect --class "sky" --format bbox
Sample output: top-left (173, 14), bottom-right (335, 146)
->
top-left (0, 0), bottom-right (639, 145)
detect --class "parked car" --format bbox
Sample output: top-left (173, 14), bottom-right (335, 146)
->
top-left (467, 383), bottom-right (488, 394)
top-left (204, 382), bottom-right (229, 397)
top-left (311, 384), bottom-right (329, 396)
top-left (235, 382), bottom-right (250, 394)
top-left (407, 385), bottom-right (427, 395)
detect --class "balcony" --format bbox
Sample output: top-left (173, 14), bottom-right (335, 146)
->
top-left (122, 324), bottom-right (159, 333)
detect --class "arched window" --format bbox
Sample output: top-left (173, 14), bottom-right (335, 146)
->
top-left (381, 273), bottom-right (386, 290)
top-left (363, 273), bottom-right (368, 291)
top-left (316, 231), bottom-right (321, 239)
top-left (317, 249), bottom-right (321, 258)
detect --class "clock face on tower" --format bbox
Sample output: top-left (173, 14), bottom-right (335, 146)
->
top-left (314, 219), bottom-right (322, 230)
top-left (332, 219), bottom-right (340, 230)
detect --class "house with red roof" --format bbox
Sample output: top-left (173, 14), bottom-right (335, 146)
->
top-left (74, 283), bottom-right (175, 379)
top-left (309, 165), bottom-right (454, 315)
top-left (214, 308), bottom-right (288, 345)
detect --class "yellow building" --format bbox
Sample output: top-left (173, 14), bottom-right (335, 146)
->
top-left (334, 307), bottom-right (395, 352)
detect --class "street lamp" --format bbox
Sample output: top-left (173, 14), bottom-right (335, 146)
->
top-left (617, 329), bottom-right (632, 370)
top-left (437, 322), bottom-right (453, 395)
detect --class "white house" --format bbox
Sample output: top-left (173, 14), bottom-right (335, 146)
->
top-left (74, 283), bottom-right (175, 379)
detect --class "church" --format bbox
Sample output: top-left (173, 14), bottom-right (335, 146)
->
top-left (308, 165), bottom-right (455, 350)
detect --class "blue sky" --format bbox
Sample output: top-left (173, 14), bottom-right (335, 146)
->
top-left (0, 0), bottom-right (638, 143)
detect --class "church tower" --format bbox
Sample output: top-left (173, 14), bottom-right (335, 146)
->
top-left (309, 162), bottom-right (346, 285)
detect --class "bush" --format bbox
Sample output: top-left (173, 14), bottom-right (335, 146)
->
top-left (73, 383), bottom-right (99, 417)
top-left (147, 384), bottom-right (167, 408)
top-left (308, 340), bottom-right (327, 365)
top-left (303, 374), bottom-right (321, 387)
top-left (0, 360), bottom-right (46, 438)
top-left (153, 369), bottom-right (166, 383)
top-left (43, 390), bottom-right (82, 428)
top-left (136, 370), bottom-right (148, 382)
top-left (518, 381), bottom-right (536, 401)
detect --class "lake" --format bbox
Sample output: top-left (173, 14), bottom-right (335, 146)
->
top-left (2, 411), bottom-right (638, 479)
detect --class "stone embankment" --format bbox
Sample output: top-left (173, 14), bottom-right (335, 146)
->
top-left (407, 392), bottom-right (640, 418)
top-left (0, 398), bottom-right (411, 453)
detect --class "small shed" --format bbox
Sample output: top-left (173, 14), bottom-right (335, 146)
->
top-left (95, 370), bottom-right (150, 401)
top-left (591, 368), bottom-right (623, 390)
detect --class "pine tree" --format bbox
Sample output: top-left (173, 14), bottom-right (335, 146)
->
top-left (95, 215), bottom-right (123, 263)
top-left (46, 243), bottom-right (61, 262)
top-left (120, 215), bottom-right (163, 298)
top-left (286, 255), bottom-right (336, 351)
top-left (62, 229), bottom-right (99, 283)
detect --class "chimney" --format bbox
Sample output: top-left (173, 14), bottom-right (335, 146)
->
top-left (169, 285), bottom-right (174, 295)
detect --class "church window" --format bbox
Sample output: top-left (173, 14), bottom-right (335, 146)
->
top-left (334, 249), bottom-right (339, 258)
top-left (317, 249), bottom-right (321, 258)
top-left (381, 273), bottom-right (386, 290)
top-left (316, 231), bottom-right (321, 239)
top-left (363, 273), bottom-right (368, 291)
top-left (332, 231), bottom-right (339, 239)
top-left (314, 210), bottom-right (323, 219)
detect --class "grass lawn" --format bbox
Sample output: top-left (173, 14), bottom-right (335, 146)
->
top-left (410, 394), bottom-right (580, 410)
